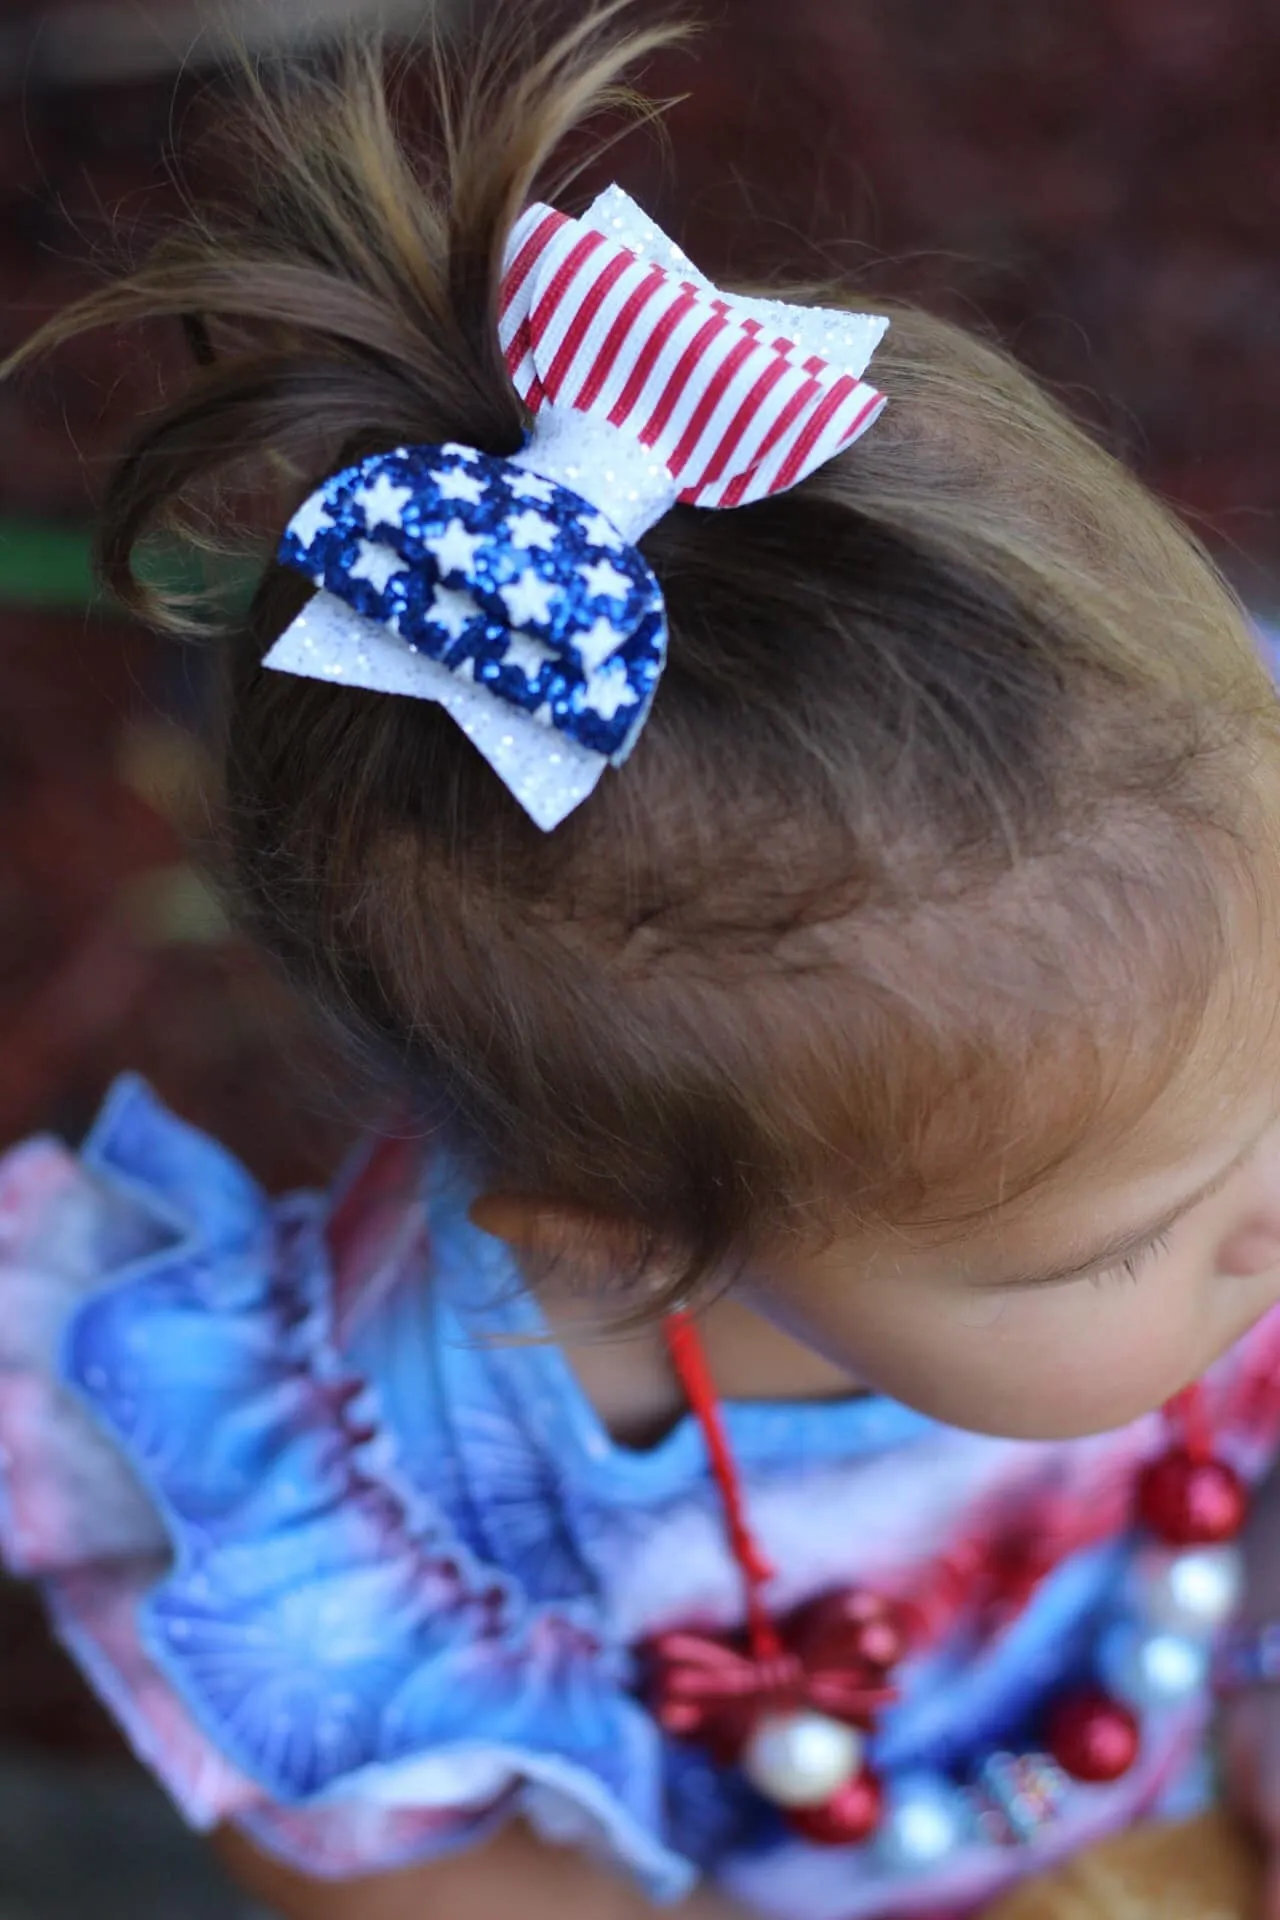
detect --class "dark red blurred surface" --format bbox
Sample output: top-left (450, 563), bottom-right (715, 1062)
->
top-left (0, 0), bottom-right (1278, 1762)
top-left (644, 0), bottom-right (1280, 578)
top-left (4, 0), bottom-right (1279, 568)
top-left (0, 602), bottom-right (351, 1177)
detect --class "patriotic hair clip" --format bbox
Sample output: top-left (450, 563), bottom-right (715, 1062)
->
top-left (265, 185), bottom-right (888, 829)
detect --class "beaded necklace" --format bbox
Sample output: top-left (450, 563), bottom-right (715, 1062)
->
top-left (645, 1312), bottom-right (1248, 1863)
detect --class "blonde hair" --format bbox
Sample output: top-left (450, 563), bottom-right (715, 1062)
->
top-left (10, 4), bottom-right (1280, 1296)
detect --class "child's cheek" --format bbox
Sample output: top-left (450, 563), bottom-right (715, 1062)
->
top-left (923, 1284), bottom-right (1203, 1439)
top-left (832, 1286), bottom-right (1189, 1440)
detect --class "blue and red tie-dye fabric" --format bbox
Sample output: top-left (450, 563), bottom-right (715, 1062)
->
top-left (2, 1075), bottom-right (1280, 1917)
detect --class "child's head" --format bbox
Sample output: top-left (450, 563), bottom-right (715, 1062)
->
top-left (19, 9), bottom-right (1280, 1436)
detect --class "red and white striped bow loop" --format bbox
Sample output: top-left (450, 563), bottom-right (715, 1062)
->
top-left (499, 184), bottom-right (888, 534)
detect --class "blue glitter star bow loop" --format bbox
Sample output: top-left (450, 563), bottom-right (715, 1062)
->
top-left (279, 443), bottom-right (666, 764)
top-left (263, 183), bottom-right (888, 828)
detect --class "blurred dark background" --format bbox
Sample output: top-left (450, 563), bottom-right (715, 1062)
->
top-left (0, 0), bottom-right (1278, 1912)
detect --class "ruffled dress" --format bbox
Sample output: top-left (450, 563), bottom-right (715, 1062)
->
top-left (2, 1076), bottom-right (1280, 1919)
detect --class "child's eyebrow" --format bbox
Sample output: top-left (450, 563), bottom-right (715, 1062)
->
top-left (976, 1141), bottom-right (1257, 1293)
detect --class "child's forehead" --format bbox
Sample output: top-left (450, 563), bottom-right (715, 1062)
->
top-left (825, 841), bottom-right (1280, 1242)
top-left (936, 938), bottom-right (1280, 1249)
top-left (852, 1055), bottom-right (1279, 1307)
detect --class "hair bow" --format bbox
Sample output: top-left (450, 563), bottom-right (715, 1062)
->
top-left (265, 185), bottom-right (888, 828)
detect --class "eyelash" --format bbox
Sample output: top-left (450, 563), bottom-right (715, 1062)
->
top-left (1095, 1230), bottom-right (1175, 1288)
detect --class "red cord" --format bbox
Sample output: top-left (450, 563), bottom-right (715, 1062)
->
top-left (1165, 1381), bottom-right (1212, 1461)
top-left (664, 1310), bottom-right (783, 1660)
top-left (667, 1313), bottom-right (1212, 1669)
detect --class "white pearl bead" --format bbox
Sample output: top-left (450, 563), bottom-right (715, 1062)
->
top-left (876, 1772), bottom-right (973, 1871)
top-left (1130, 1543), bottom-right (1244, 1638)
top-left (740, 1712), bottom-right (863, 1809)
top-left (1100, 1622), bottom-right (1211, 1711)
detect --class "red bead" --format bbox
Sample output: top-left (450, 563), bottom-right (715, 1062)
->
top-left (1047, 1690), bottom-right (1141, 1784)
top-left (1137, 1448), bottom-right (1248, 1546)
top-left (788, 1767), bottom-right (884, 1846)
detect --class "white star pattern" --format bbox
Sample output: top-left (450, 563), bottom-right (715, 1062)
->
top-left (289, 493), bottom-right (336, 549)
top-left (576, 616), bottom-right (621, 673)
top-left (577, 511), bottom-right (622, 549)
top-left (426, 585), bottom-right (482, 642)
top-left (347, 539), bottom-right (409, 594)
top-left (499, 572), bottom-right (560, 626)
top-left (581, 659), bottom-right (638, 722)
top-left (508, 472), bottom-right (554, 503)
top-left (431, 520), bottom-right (486, 576)
top-left (436, 467), bottom-right (486, 504)
top-left (355, 473), bottom-right (414, 529)
top-left (290, 437), bottom-right (664, 807)
top-left (507, 509), bottom-right (558, 551)
top-left (579, 557), bottom-right (633, 604)
top-left (501, 632), bottom-right (554, 680)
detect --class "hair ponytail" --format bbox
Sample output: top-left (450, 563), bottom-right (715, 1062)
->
top-left (5, 3), bottom-right (686, 633)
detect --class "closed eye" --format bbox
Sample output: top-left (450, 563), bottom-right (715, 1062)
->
top-left (1093, 1229), bottom-right (1175, 1288)
top-left (982, 1140), bottom-right (1258, 1294)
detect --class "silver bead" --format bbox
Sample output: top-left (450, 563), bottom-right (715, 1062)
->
top-left (1099, 1621), bottom-right (1211, 1710)
top-left (975, 1750), bottom-right (1069, 1844)
top-left (876, 1772), bottom-right (974, 1872)
top-left (1128, 1542), bottom-right (1244, 1638)
top-left (740, 1711), bottom-right (863, 1809)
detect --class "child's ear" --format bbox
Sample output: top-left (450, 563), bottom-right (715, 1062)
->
top-left (467, 1192), bottom-right (653, 1294)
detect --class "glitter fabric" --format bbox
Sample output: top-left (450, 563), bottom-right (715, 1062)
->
top-left (564, 183), bottom-right (889, 391)
top-left (264, 593), bottom-right (611, 833)
top-left (500, 185), bottom-right (889, 512)
top-left (278, 441), bottom-right (665, 763)
top-left (265, 183), bottom-right (891, 828)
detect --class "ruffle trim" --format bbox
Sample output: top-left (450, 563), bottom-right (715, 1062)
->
top-left (0, 1077), bottom-right (692, 1897)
